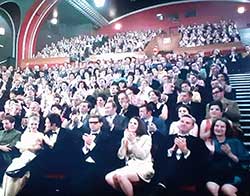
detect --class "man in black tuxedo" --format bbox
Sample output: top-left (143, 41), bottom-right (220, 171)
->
top-left (71, 115), bottom-right (119, 195)
top-left (156, 114), bottom-right (209, 195)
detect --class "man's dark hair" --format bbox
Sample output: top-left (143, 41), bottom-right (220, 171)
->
top-left (46, 113), bottom-right (62, 128)
top-left (3, 115), bottom-right (15, 124)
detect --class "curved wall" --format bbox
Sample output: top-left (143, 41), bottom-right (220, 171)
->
top-left (98, 1), bottom-right (250, 35)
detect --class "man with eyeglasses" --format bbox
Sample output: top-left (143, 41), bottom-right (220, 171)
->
top-left (71, 115), bottom-right (117, 195)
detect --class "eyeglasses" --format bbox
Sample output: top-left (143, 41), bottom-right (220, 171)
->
top-left (89, 121), bottom-right (99, 124)
top-left (212, 91), bottom-right (221, 95)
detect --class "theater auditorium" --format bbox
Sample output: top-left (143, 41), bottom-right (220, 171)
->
top-left (0, 0), bottom-right (250, 195)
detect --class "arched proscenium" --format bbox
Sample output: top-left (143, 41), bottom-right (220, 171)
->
top-left (17, 0), bottom-right (58, 66)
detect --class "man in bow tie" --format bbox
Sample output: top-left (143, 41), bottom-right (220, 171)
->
top-left (71, 115), bottom-right (119, 195)
top-left (155, 114), bottom-right (209, 195)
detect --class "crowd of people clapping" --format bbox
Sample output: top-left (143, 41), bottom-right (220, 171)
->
top-left (1, 36), bottom-right (250, 195)
top-left (179, 20), bottom-right (241, 47)
top-left (35, 29), bottom-right (162, 61)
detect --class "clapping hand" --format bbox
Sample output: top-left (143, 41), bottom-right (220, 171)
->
top-left (124, 129), bottom-right (136, 143)
top-left (175, 137), bottom-right (189, 154)
top-left (221, 143), bottom-right (232, 155)
top-left (82, 133), bottom-right (96, 146)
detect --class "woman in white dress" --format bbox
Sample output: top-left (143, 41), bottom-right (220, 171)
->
top-left (6, 114), bottom-right (44, 172)
top-left (105, 116), bottom-right (154, 196)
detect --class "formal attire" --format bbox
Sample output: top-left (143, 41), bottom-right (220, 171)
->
top-left (2, 128), bottom-right (79, 196)
top-left (71, 129), bottom-right (117, 195)
top-left (157, 134), bottom-right (209, 191)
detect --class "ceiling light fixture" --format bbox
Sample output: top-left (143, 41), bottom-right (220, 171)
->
top-left (0, 27), bottom-right (5, 35)
top-left (114, 23), bottom-right (122, 30)
top-left (50, 18), bottom-right (58, 25)
top-left (237, 6), bottom-right (245, 14)
top-left (94, 0), bottom-right (105, 8)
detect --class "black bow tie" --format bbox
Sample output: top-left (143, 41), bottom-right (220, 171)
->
top-left (46, 130), bottom-right (57, 137)
top-left (91, 132), bottom-right (99, 136)
top-left (176, 134), bottom-right (189, 138)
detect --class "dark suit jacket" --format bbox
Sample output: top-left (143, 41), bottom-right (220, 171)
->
top-left (29, 128), bottom-right (79, 175)
top-left (71, 129), bottom-right (120, 194)
top-left (123, 104), bottom-right (139, 119)
top-left (152, 116), bottom-right (167, 136)
top-left (157, 134), bottom-right (209, 187)
top-left (112, 114), bottom-right (128, 132)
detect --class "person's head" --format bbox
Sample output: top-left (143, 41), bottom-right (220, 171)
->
top-left (88, 115), bottom-right (103, 132)
top-left (212, 86), bottom-right (225, 101)
top-left (217, 73), bottom-right (229, 84)
top-left (51, 104), bottom-right (63, 115)
top-left (71, 94), bottom-right (82, 107)
top-left (127, 116), bottom-right (148, 136)
top-left (210, 79), bottom-right (220, 89)
top-left (211, 117), bottom-right (232, 138)
top-left (96, 94), bottom-right (107, 107)
top-left (109, 82), bottom-right (119, 96)
top-left (53, 94), bottom-right (62, 105)
top-left (178, 114), bottom-right (195, 134)
top-left (139, 104), bottom-right (154, 119)
top-left (105, 101), bottom-right (117, 116)
top-left (208, 100), bottom-right (223, 119)
top-left (78, 101), bottom-right (91, 114)
top-left (27, 114), bottom-right (40, 132)
top-left (162, 82), bottom-right (175, 93)
top-left (177, 104), bottom-right (191, 119)
top-left (179, 90), bottom-right (193, 104)
top-left (118, 91), bottom-right (129, 108)
top-left (180, 81), bottom-right (191, 92)
top-left (29, 101), bottom-right (41, 113)
top-left (187, 71), bottom-right (198, 84)
top-left (149, 90), bottom-right (161, 103)
top-left (118, 79), bottom-right (127, 90)
top-left (2, 115), bottom-right (15, 131)
top-left (45, 113), bottom-right (62, 132)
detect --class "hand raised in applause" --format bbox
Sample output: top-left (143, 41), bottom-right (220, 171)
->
top-left (221, 143), bottom-right (232, 155)
top-left (82, 133), bottom-right (96, 146)
top-left (175, 137), bottom-right (189, 155)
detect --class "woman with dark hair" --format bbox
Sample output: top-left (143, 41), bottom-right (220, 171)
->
top-left (105, 116), bottom-right (154, 196)
top-left (200, 100), bottom-right (224, 151)
top-left (169, 104), bottom-right (198, 136)
top-left (148, 90), bottom-right (168, 120)
top-left (206, 117), bottom-right (250, 196)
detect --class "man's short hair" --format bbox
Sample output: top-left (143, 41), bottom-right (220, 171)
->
top-left (181, 114), bottom-right (196, 124)
top-left (46, 113), bottom-right (62, 128)
top-left (3, 115), bottom-right (15, 124)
